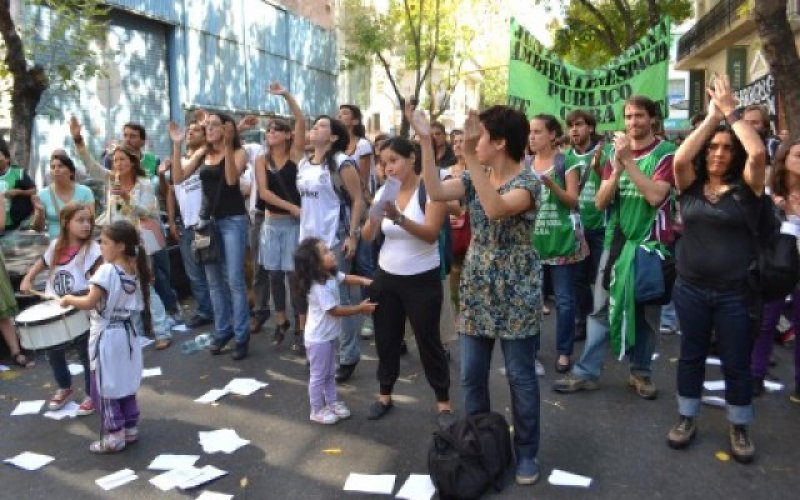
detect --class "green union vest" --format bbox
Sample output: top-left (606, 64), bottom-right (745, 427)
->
top-left (530, 154), bottom-right (580, 259)
top-left (607, 139), bottom-right (676, 358)
top-left (566, 143), bottom-right (612, 232)
top-left (141, 152), bottom-right (159, 178)
top-left (0, 166), bottom-right (24, 227)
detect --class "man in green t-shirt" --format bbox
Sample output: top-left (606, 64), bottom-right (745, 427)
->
top-left (554, 96), bottom-right (676, 401)
top-left (0, 141), bottom-right (36, 231)
top-left (564, 110), bottom-right (611, 341)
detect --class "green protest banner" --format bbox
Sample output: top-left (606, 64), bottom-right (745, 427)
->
top-left (508, 18), bottom-right (671, 132)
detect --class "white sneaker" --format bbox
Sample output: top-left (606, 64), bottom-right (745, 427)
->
top-left (535, 359), bottom-right (545, 377)
top-left (310, 407), bottom-right (339, 425)
top-left (330, 400), bottom-right (351, 419)
top-left (360, 319), bottom-right (374, 339)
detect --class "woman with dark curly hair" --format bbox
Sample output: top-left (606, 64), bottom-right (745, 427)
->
top-left (667, 75), bottom-right (766, 463)
top-left (751, 139), bottom-right (800, 403)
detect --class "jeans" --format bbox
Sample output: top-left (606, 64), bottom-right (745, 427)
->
top-left (146, 289), bottom-right (171, 340)
top-left (550, 263), bottom-right (579, 356)
top-left (752, 291), bottom-right (800, 390)
top-left (673, 278), bottom-right (754, 425)
top-left (355, 237), bottom-right (376, 297)
top-left (461, 334), bottom-right (540, 461)
top-left (205, 214), bottom-right (251, 346)
top-left (150, 248), bottom-right (179, 314)
top-left (48, 333), bottom-right (90, 393)
top-left (250, 212), bottom-right (271, 320)
top-left (177, 225), bottom-right (213, 319)
top-left (572, 249), bottom-right (660, 380)
top-left (660, 300), bottom-right (679, 331)
top-left (576, 228), bottom-right (604, 326)
top-left (334, 240), bottom-right (362, 365)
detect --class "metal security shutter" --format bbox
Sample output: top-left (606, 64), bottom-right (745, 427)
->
top-left (106, 11), bottom-right (170, 160)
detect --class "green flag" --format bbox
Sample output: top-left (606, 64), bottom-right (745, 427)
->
top-left (508, 18), bottom-right (671, 131)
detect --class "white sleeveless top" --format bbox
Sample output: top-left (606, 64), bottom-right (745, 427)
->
top-left (42, 240), bottom-right (102, 297)
top-left (378, 184), bottom-right (439, 275)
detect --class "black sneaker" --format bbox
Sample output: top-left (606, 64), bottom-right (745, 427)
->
top-left (291, 331), bottom-right (305, 356)
top-left (335, 363), bottom-right (357, 383)
top-left (186, 314), bottom-right (213, 328)
top-left (667, 416), bottom-right (696, 449)
top-left (729, 424), bottom-right (755, 463)
top-left (231, 342), bottom-right (248, 361)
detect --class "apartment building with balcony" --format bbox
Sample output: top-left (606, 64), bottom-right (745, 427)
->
top-left (675, 0), bottom-right (800, 122)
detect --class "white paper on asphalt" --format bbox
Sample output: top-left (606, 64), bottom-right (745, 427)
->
top-left (95, 468), bottom-right (138, 490)
top-left (223, 378), bottom-right (268, 396)
top-left (10, 400), bottom-right (45, 416)
top-left (142, 367), bottom-right (163, 378)
top-left (148, 454), bottom-right (201, 471)
top-left (195, 389), bottom-right (230, 404)
top-left (395, 474), bottom-right (435, 500)
top-left (548, 469), bottom-right (592, 487)
top-left (43, 401), bottom-right (80, 420)
top-left (343, 473), bottom-right (396, 495)
top-left (198, 429), bottom-right (250, 454)
top-left (196, 491), bottom-right (233, 500)
top-left (4, 452), bottom-right (54, 471)
top-left (67, 363), bottom-right (84, 375)
top-left (703, 380), bottom-right (726, 391)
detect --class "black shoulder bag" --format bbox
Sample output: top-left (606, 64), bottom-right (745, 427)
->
top-left (192, 166), bottom-right (225, 264)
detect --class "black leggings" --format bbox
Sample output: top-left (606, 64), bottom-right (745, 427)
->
top-left (373, 267), bottom-right (450, 402)
top-left (269, 271), bottom-right (306, 317)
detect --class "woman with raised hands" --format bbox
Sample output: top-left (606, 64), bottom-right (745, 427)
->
top-left (667, 74), bottom-right (766, 463)
top-left (170, 112), bottom-right (251, 361)
top-left (255, 83), bottom-right (306, 351)
top-left (409, 101), bottom-right (544, 486)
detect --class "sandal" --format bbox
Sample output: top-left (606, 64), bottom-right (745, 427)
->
top-left (89, 432), bottom-right (126, 454)
top-left (273, 320), bottom-right (290, 345)
top-left (48, 388), bottom-right (74, 411)
top-left (11, 352), bottom-right (33, 368)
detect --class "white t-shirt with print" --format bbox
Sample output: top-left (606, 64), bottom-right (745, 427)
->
top-left (42, 240), bottom-right (102, 297)
top-left (174, 170), bottom-right (204, 227)
top-left (297, 157), bottom-right (344, 248)
top-left (349, 137), bottom-right (375, 192)
top-left (304, 272), bottom-right (345, 345)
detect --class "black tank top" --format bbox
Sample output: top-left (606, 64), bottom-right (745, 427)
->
top-left (199, 158), bottom-right (246, 218)
top-left (676, 181), bottom-right (756, 290)
top-left (259, 157), bottom-right (300, 214)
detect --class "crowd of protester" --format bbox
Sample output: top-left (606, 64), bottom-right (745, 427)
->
top-left (0, 73), bottom-right (798, 483)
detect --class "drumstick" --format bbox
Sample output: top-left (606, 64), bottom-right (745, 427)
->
top-left (27, 289), bottom-right (58, 301)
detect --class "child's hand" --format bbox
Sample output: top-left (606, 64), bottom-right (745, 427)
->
top-left (59, 296), bottom-right (73, 308)
top-left (360, 277), bottom-right (373, 287)
top-left (358, 299), bottom-right (377, 314)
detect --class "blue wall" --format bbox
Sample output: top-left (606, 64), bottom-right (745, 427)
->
top-left (28, 0), bottom-right (338, 171)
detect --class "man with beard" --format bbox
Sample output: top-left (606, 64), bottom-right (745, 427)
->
top-left (565, 110), bottom-right (611, 341)
top-left (554, 96), bottom-right (676, 400)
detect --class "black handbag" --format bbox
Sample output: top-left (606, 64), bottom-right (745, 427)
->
top-left (191, 168), bottom-right (224, 264)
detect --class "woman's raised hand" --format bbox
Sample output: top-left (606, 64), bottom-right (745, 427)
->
top-left (238, 115), bottom-right (259, 131)
top-left (462, 110), bottom-right (481, 153)
top-left (268, 82), bottom-right (288, 96)
top-left (194, 108), bottom-right (208, 125)
top-left (404, 99), bottom-right (431, 137)
top-left (222, 122), bottom-right (236, 147)
top-left (69, 116), bottom-right (81, 139)
top-left (708, 74), bottom-right (737, 117)
top-left (168, 121), bottom-right (184, 143)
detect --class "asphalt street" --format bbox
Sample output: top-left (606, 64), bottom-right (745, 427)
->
top-left (1, 309), bottom-right (799, 499)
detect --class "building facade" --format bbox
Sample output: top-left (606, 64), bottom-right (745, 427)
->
top-left (15, 0), bottom-right (338, 175)
top-left (675, 0), bottom-right (800, 125)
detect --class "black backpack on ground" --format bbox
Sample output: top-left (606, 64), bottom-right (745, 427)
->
top-left (428, 412), bottom-right (513, 500)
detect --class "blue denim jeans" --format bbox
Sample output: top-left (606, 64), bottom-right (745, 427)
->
top-left (550, 262), bottom-right (579, 356)
top-left (178, 225), bottom-right (213, 319)
top-left (204, 214), bottom-right (251, 346)
top-left (461, 334), bottom-right (540, 461)
top-left (572, 249), bottom-right (660, 380)
top-left (660, 300), bottom-right (679, 331)
top-left (334, 240), bottom-right (362, 365)
top-left (48, 333), bottom-right (90, 393)
top-left (576, 228), bottom-right (604, 324)
top-left (150, 248), bottom-right (179, 314)
top-left (673, 278), bottom-right (754, 425)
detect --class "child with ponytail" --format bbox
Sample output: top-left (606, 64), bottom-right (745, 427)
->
top-left (59, 220), bottom-right (151, 453)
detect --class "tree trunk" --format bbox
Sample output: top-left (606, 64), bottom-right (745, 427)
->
top-left (754, 0), bottom-right (800, 141)
top-left (10, 69), bottom-right (47, 170)
top-left (0, 1), bottom-right (50, 170)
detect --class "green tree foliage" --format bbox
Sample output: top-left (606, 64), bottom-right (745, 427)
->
top-left (341, 0), bottom-right (470, 134)
top-left (0, 0), bottom-right (108, 167)
top-left (539, 0), bottom-right (692, 68)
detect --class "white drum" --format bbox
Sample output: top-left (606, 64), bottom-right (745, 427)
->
top-left (15, 300), bottom-right (90, 350)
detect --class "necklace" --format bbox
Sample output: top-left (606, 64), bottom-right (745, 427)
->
top-left (703, 183), bottom-right (729, 203)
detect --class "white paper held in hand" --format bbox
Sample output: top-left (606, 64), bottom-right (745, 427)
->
top-left (369, 176), bottom-right (402, 219)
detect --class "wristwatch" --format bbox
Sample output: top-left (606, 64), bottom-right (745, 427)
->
top-left (393, 214), bottom-right (406, 225)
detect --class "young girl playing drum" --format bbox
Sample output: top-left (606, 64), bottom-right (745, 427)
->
top-left (59, 221), bottom-right (151, 453)
top-left (21, 203), bottom-right (101, 414)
